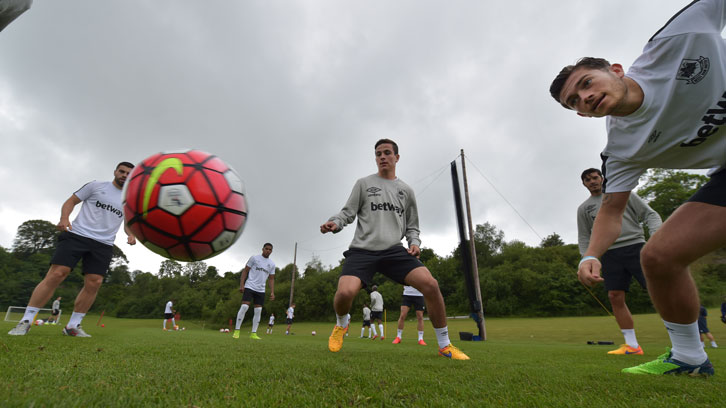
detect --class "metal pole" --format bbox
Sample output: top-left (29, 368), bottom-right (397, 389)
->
top-left (461, 149), bottom-right (487, 340)
top-left (289, 242), bottom-right (297, 307)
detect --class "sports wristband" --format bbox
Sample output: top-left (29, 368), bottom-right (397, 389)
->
top-left (578, 256), bottom-right (598, 267)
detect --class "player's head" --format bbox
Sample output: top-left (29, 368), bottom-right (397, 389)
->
top-left (262, 243), bottom-right (273, 257)
top-left (113, 161), bottom-right (135, 188)
top-left (371, 285), bottom-right (378, 292)
top-left (550, 57), bottom-right (629, 117)
top-left (374, 139), bottom-right (399, 175)
top-left (581, 168), bottom-right (603, 195)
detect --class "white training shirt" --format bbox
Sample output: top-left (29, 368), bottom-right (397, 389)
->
top-left (165, 301), bottom-right (173, 314)
top-left (243, 254), bottom-right (276, 293)
top-left (70, 181), bottom-right (125, 245)
top-left (362, 307), bottom-right (371, 321)
top-left (52, 299), bottom-right (60, 311)
top-left (286, 307), bottom-right (294, 319)
top-left (604, 0), bottom-right (726, 192)
top-left (370, 291), bottom-right (384, 312)
top-left (269, 315), bottom-right (275, 325)
top-left (403, 285), bottom-right (423, 297)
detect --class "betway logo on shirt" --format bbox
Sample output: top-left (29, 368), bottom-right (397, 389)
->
top-left (96, 201), bottom-right (123, 218)
top-left (681, 90), bottom-right (726, 147)
top-left (370, 201), bottom-right (404, 215)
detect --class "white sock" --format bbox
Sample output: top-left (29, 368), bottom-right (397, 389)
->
top-left (67, 312), bottom-right (85, 328)
top-left (171, 318), bottom-right (176, 327)
top-left (621, 329), bottom-right (639, 348)
top-left (163, 319), bottom-right (167, 329)
top-left (371, 325), bottom-right (377, 336)
top-left (711, 341), bottom-right (718, 348)
top-left (235, 304), bottom-right (249, 330)
top-left (336, 314), bottom-right (349, 328)
top-left (361, 328), bottom-right (365, 337)
top-left (378, 324), bottom-right (384, 337)
top-left (396, 329), bottom-right (403, 339)
top-left (434, 326), bottom-right (451, 349)
top-left (664, 320), bottom-right (709, 365)
top-left (251, 307), bottom-right (262, 333)
top-left (22, 307), bottom-right (40, 322)
top-left (418, 331), bottom-right (424, 341)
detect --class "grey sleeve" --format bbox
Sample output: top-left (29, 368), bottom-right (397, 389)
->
top-left (328, 180), bottom-right (362, 232)
top-left (404, 187), bottom-right (422, 248)
top-left (630, 193), bottom-right (662, 235)
top-left (576, 205), bottom-right (592, 256)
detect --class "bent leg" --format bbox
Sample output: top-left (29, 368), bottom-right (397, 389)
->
top-left (641, 202), bottom-right (726, 324)
top-left (334, 275), bottom-right (363, 316)
top-left (73, 274), bottom-right (103, 313)
top-left (404, 267), bottom-right (446, 328)
top-left (608, 290), bottom-right (634, 330)
top-left (28, 265), bottom-right (71, 308)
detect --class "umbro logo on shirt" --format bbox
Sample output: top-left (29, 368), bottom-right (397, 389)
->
top-left (366, 187), bottom-right (382, 197)
top-left (676, 56), bottom-right (709, 84)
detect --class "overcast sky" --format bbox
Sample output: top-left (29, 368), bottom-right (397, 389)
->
top-left (0, 0), bottom-right (700, 275)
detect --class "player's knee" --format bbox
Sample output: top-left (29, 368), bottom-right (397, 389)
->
top-left (417, 277), bottom-right (440, 297)
top-left (608, 291), bottom-right (626, 306)
top-left (83, 275), bottom-right (104, 291)
top-left (45, 266), bottom-right (70, 282)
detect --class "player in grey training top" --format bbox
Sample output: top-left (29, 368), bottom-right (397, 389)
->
top-left (578, 168), bottom-right (661, 356)
top-left (49, 297), bottom-right (61, 325)
top-left (551, 0), bottom-right (726, 376)
top-left (8, 162), bottom-right (136, 338)
top-left (321, 139), bottom-right (469, 360)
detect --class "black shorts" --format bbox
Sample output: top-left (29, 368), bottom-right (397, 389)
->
top-left (340, 245), bottom-right (425, 288)
top-left (242, 289), bottom-right (265, 306)
top-left (363, 320), bottom-right (371, 327)
top-left (401, 295), bottom-right (425, 311)
top-left (52, 309), bottom-right (60, 316)
top-left (286, 318), bottom-right (293, 325)
top-left (688, 168), bottom-right (726, 206)
top-left (601, 243), bottom-right (647, 292)
top-left (164, 313), bottom-right (174, 319)
top-left (371, 311), bottom-right (383, 321)
top-left (698, 318), bottom-right (709, 333)
top-left (50, 231), bottom-right (114, 276)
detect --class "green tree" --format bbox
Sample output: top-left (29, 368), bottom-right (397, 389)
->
top-left (540, 233), bottom-right (565, 248)
top-left (11, 220), bottom-right (58, 256)
top-left (637, 169), bottom-right (708, 220)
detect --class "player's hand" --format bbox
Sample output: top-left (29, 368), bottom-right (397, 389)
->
top-left (57, 219), bottom-right (72, 232)
top-left (320, 221), bottom-right (338, 234)
top-left (127, 235), bottom-right (136, 245)
top-left (239, 287), bottom-right (245, 293)
top-left (407, 245), bottom-right (421, 258)
top-left (578, 258), bottom-right (604, 286)
top-left (270, 293), bottom-right (275, 301)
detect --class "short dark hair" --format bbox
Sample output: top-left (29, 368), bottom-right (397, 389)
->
top-left (263, 243), bottom-right (273, 249)
top-left (371, 285), bottom-right (378, 291)
top-left (116, 161), bottom-right (135, 170)
top-left (580, 168), bottom-right (602, 181)
top-left (550, 57), bottom-right (611, 107)
top-left (375, 139), bottom-right (398, 155)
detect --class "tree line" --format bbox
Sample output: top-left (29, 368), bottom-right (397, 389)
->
top-left (1, 170), bottom-right (724, 328)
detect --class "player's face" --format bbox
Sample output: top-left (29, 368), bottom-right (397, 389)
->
top-left (582, 172), bottom-right (603, 194)
top-left (559, 65), bottom-right (628, 117)
top-left (375, 143), bottom-right (399, 172)
top-left (113, 165), bottom-right (133, 188)
top-left (262, 245), bottom-right (273, 258)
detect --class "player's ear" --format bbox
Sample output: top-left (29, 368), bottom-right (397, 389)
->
top-left (610, 63), bottom-right (625, 78)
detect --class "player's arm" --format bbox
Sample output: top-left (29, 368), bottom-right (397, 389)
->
top-left (57, 194), bottom-right (82, 231)
top-left (404, 188), bottom-right (422, 256)
top-left (239, 266), bottom-right (250, 292)
top-left (576, 205), bottom-right (591, 256)
top-left (630, 193), bottom-right (663, 236)
top-left (124, 223), bottom-right (137, 245)
top-left (321, 180), bottom-right (362, 234)
top-left (579, 191), bottom-right (630, 286)
top-left (268, 274), bottom-right (275, 300)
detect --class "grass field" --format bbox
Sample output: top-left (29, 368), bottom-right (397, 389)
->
top-left (1, 310), bottom-right (725, 407)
